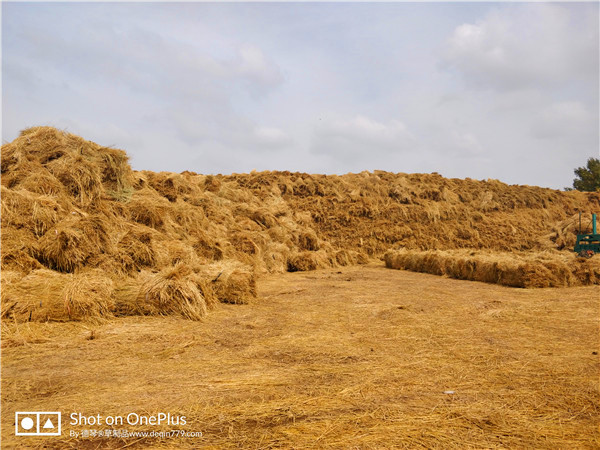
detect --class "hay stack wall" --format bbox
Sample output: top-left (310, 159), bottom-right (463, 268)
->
top-left (225, 170), bottom-right (600, 255)
top-left (1, 127), bottom-right (365, 322)
top-left (1, 127), bottom-right (598, 321)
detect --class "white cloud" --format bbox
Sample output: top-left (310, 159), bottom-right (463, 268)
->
top-left (3, 3), bottom-right (597, 187)
top-left (531, 101), bottom-right (595, 139)
top-left (443, 4), bottom-right (598, 91)
top-left (450, 131), bottom-right (484, 156)
top-left (253, 126), bottom-right (291, 149)
top-left (236, 44), bottom-right (284, 89)
top-left (312, 115), bottom-right (415, 157)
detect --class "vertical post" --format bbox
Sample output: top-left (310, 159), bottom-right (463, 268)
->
top-left (593, 213), bottom-right (597, 235)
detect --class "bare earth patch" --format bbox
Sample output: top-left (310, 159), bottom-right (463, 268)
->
top-left (2, 264), bottom-right (599, 448)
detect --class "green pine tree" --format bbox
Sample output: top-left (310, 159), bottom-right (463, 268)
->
top-left (570, 158), bottom-right (600, 192)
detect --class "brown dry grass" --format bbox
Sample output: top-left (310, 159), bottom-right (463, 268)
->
top-left (1, 265), bottom-right (598, 448)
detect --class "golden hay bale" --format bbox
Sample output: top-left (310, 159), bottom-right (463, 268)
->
top-left (4, 126), bottom-right (600, 324)
top-left (114, 264), bottom-right (210, 320)
top-left (1, 187), bottom-right (64, 238)
top-left (297, 230), bottom-right (320, 251)
top-left (37, 213), bottom-right (112, 272)
top-left (9, 126), bottom-right (133, 196)
top-left (384, 249), bottom-right (594, 288)
top-left (189, 229), bottom-right (224, 261)
top-left (1, 269), bottom-right (115, 322)
top-left (286, 250), bottom-right (334, 272)
top-left (0, 227), bottom-right (44, 273)
top-left (146, 172), bottom-right (192, 202)
top-left (112, 225), bottom-right (157, 273)
top-left (193, 261), bottom-right (257, 304)
top-left (127, 188), bottom-right (172, 230)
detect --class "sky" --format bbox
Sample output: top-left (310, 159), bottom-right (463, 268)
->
top-left (2, 2), bottom-right (599, 189)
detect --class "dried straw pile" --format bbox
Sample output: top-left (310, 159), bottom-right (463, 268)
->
top-left (226, 170), bottom-right (599, 287)
top-left (384, 249), bottom-right (600, 288)
top-left (1, 127), bottom-right (364, 322)
top-left (227, 171), bottom-right (600, 255)
top-left (1, 127), bottom-right (598, 320)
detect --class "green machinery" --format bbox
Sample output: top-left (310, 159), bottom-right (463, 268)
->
top-left (574, 213), bottom-right (600, 257)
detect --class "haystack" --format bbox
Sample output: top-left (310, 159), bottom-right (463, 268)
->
top-left (1, 269), bottom-right (114, 322)
top-left (127, 187), bottom-right (172, 230)
top-left (114, 264), bottom-right (211, 320)
top-left (193, 261), bottom-right (257, 304)
top-left (37, 212), bottom-right (113, 273)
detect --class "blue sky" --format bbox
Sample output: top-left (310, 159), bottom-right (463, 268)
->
top-left (2, 2), bottom-right (598, 189)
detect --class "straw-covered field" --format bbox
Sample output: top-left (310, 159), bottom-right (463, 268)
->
top-left (1, 266), bottom-right (598, 448)
top-left (1, 127), bottom-right (599, 447)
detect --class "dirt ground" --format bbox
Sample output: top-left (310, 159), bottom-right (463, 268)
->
top-left (2, 264), bottom-right (599, 449)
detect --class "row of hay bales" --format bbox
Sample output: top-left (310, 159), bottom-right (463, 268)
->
top-left (1, 127), bottom-right (367, 322)
top-left (384, 249), bottom-right (600, 288)
top-left (1, 262), bottom-right (256, 323)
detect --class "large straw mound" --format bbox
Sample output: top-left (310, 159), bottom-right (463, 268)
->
top-left (229, 171), bottom-right (600, 255)
top-left (1, 127), bottom-right (364, 321)
top-left (1, 127), bottom-right (598, 321)
top-left (384, 249), bottom-right (600, 288)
